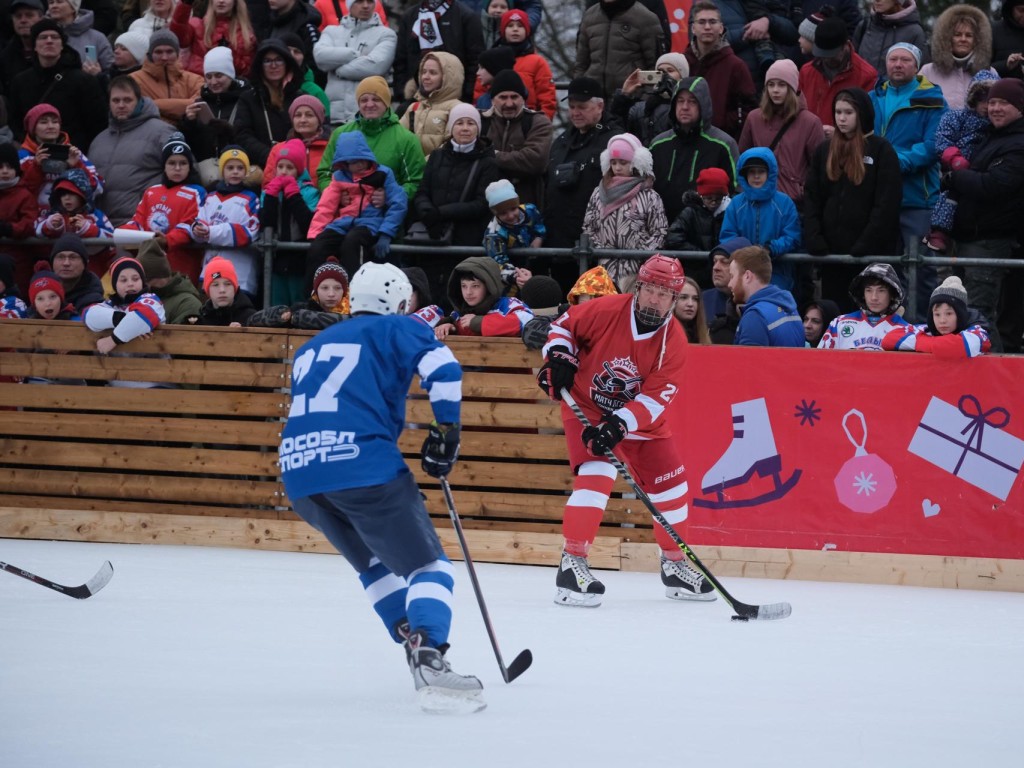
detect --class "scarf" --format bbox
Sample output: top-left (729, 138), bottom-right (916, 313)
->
top-left (0, 178), bottom-right (20, 190)
top-left (451, 138), bottom-right (476, 153)
top-left (414, 0), bottom-right (451, 50)
top-left (599, 174), bottom-right (647, 217)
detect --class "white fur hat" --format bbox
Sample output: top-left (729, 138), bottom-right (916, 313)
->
top-left (599, 132), bottom-right (653, 177)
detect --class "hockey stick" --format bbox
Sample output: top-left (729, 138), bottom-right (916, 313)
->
top-left (560, 390), bottom-right (791, 622)
top-left (0, 559), bottom-right (114, 600)
top-left (439, 476), bottom-right (533, 683)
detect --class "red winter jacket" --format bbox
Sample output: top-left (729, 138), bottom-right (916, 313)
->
top-left (799, 48), bottom-right (879, 127)
top-left (0, 183), bottom-right (40, 239)
top-left (684, 45), bottom-right (757, 139)
top-left (170, 3), bottom-right (257, 78)
top-left (473, 52), bottom-right (557, 119)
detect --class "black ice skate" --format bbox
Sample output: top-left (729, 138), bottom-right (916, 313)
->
top-left (404, 629), bottom-right (485, 714)
top-left (661, 554), bottom-right (717, 602)
top-left (554, 551), bottom-right (605, 608)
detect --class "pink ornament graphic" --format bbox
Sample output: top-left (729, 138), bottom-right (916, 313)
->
top-left (834, 409), bottom-right (897, 513)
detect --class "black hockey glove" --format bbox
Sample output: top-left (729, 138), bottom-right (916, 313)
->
top-left (582, 414), bottom-right (628, 457)
top-left (421, 421), bottom-right (460, 478)
top-left (537, 348), bottom-right (578, 400)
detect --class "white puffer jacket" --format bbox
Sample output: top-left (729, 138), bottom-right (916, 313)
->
top-left (314, 14), bottom-right (397, 125)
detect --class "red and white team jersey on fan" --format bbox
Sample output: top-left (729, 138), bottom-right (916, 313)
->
top-left (544, 293), bottom-right (686, 439)
top-left (817, 310), bottom-right (911, 351)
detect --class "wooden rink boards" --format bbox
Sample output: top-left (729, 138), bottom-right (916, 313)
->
top-left (1, 321), bottom-right (1022, 593)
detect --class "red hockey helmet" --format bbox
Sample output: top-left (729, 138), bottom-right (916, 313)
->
top-left (634, 255), bottom-right (685, 325)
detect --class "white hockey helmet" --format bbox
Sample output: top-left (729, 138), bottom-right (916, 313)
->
top-left (349, 262), bottom-right (413, 316)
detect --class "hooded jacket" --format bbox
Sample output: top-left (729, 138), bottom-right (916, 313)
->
top-left (993, 0), bottom-right (1024, 77)
top-left (719, 148), bottom-right (802, 291)
top-left (235, 39), bottom-right (307, 168)
top-left (802, 88), bottom-right (904, 257)
top-left (870, 74), bottom-right (947, 209)
top-left (435, 255), bottom-right (532, 336)
top-left (151, 272), bottom-right (203, 324)
top-left (573, 0), bottom-right (663, 99)
top-left (88, 97), bottom-right (177, 226)
top-left (852, 0), bottom-right (930, 73)
top-left (130, 56), bottom-right (206, 125)
top-left (650, 77), bottom-right (737, 222)
top-left (734, 283), bottom-right (805, 347)
top-left (170, 0), bottom-right (257, 78)
top-left (919, 4), bottom-right (994, 110)
top-left (399, 51), bottom-right (466, 156)
top-left (933, 71), bottom-right (997, 158)
top-left (36, 168), bottom-right (115, 243)
top-left (63, 10), bottom-right (115, 73)
top-left (317, 111), bottom-right (426, 198)
top-left (309, 131), bottom-right (408, 239)
top-left (738, 94), bottom-right (826, 203)
top-left (313, 13), bottom-right (397, 125)
top-left (683, 35), bottom-right (757, 139)
top-left (799, 45), bottom-right (879, 127)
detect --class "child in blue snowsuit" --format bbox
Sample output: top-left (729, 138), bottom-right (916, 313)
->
top-left (923, 70), bottom-right (998, 254)
top-left (718, 147), bottom-right (801, 292)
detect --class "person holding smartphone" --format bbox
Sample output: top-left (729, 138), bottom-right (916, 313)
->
top-left (45, 0), bottom-right (113, 74)
top-left (18, 102), bottom-right (103, 208)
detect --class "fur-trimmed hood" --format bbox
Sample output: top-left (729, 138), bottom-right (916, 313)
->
top-left (599, 132), bottom-right (654, 177)
top-left (930, 4), bottom-right (992, 75)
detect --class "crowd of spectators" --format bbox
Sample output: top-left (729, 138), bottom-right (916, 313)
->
top-left (0, 0), bottom-right (1023, 353)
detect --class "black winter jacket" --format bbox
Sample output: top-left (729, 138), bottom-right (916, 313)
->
top-left (180, 80), bottom-right (252, 163)
top-left (394, 1), bottom-right (483, 103)
top-left (664, 191), bottom-right (724, 252)
top-left (197, 292), bottom-right (257, 327)
top-left (235, 41), bottom-right (305, 167)
top-left (948, 117), bottom-right (1024, 241)
top-left (413, 139), bottom-right (501, 247)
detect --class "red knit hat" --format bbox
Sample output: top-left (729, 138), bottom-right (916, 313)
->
top-left (696, 167), bottom-right (730, 196)
top-left (203, 256), bottom-right (238, 293)
top-left (500, 9), bottom-right (531, 38)
top-left (312, 256), bottom-right (349, 294)
top-left (28, 260), bottom-right (65, 304)
top-left (24, 103), bottom-right (60, 138)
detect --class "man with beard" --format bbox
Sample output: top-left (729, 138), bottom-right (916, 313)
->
top-left (482, 69), bottom-right (552, 207)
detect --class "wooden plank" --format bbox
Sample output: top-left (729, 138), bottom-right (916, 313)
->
top-left (0, 383), bottom-right (286, 417)
top-left (2, 353), bottom-right (289, 388)
top-left (0, 439), bottom-right (280, 476)
top-left (0, 468), bottom-right (282, 506)
top-left (398, 430), bottom-right (567, 460)
top-left (0, 494), bottom-right (283, 520)
top-left (435, 528), bottom-right (621, 568)
top-left (418, 487), bottom-right (646, 525)
top-left (406, 399), bottom-right (562, 429)
top-left (618, 543), bottom-right (1024, 593)
top-left (0, 319), bottom-right (292, 358)
top-left (430, 517), bottom-right (657, 544)
top-left (444, 336), bottom-right (542, 368)
top-left (414, 371), bottom-right (543, 401)
top-left (3, 411), bottom-right (283, 447)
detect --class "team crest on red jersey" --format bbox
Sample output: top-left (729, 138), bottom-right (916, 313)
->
top-left (591, 356), bottom-right (641, 411)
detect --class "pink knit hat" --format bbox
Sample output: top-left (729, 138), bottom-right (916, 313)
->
top-left (288, 94), bottom-right (326, 127)
top-left (275, 138), bottom-right (307, 176)
top-left (607, 133), bottom-right (640, 163)
top-left (765, 59), bottom-right (800, 94)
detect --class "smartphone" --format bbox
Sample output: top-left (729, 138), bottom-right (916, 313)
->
top-left (41, 143), bottom-right (71, 162)
top-left (638, 70), bottom-right (663, 85)
top-left (83, 45), bottom-right (98, 64)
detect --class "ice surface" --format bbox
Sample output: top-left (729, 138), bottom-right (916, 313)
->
top-left (2, 539), bottom-right (1022, 767)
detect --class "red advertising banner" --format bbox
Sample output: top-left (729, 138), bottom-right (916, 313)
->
top-left (664, 0), bottom-right (693, 53)
top-left (672, 347), bottom-right (1024, 559)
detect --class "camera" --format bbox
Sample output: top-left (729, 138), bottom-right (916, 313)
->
top-left (638, 70), bottom-right (663, 85)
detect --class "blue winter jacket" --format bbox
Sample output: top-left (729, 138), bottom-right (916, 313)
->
top-left (870, 76), bottom-right (947, 210)
top-left (719, 147), bottom-right (802, 291)
top-left (734, 284), bottom-right (805, 347)
top-left (325, 132), bottom-right (408, 238)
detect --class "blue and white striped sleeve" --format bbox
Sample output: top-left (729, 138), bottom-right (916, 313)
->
top-left (417, 343), bottom-right (462, 425)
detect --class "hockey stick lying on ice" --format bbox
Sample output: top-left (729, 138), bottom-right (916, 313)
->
top-left (440, 476), bottom-right (533, 682)
top-left (560, 390), bottom-right (791, 622)
top-left (0, 559), bottom-right (114, 599)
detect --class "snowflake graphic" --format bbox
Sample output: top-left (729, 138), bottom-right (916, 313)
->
top-left (853, 471), bottom-right (878, 496)
top-left (794, 399), bottom-right (821, 427)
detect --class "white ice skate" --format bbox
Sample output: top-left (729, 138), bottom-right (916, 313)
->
top-left (695, 398), bottom-right (801, 509)
top-left (405, 630), bottom-right (486, 715)
top-left (554, 551), bottom-right (605, 607)
top-left (661, 554), bottom-right (717, 601)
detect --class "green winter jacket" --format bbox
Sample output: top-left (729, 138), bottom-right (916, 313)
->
top-left (316, 110), bottom-right (426, 198)
top-left (154, 273), bottom-right (203, 325)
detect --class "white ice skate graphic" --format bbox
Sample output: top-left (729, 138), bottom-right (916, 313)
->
top-left (695, 398), bottom-right (802, 509)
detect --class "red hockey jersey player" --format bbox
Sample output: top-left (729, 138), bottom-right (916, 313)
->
top-left (538, 254), bottom-right (716, 607)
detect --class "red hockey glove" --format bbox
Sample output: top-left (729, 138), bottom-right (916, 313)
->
top-left (537, 348), bottom-right (578, 400)
top-left (582, 414), bottom-right (628, 457)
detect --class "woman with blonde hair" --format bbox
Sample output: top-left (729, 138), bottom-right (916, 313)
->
top-left (673, 275), bottom-right (711, 344)
top-left (170, 0), bottom-right (257, 79)
top-left (399, 51), bottom-right (466, 156)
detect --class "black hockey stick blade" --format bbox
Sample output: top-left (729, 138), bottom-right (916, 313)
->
top-left (502, 649), bottom-right (533, 683)
top-left (560, 390), bottom-right (792, 622)
top-left (0, 559), bottom-right (114, 599)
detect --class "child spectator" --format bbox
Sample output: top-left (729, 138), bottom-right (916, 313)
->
top-left (581, 132), bottom-right (668, 293)
top-left (118, 133), bottom-right (206, 285)
top-left (262, 139), bottom-right (320, 306)
top-left (473, 46), bottom-right (516, 113)
top-left (399, 51), bottom-right (467, 157)
top-left (0, 254), bottom-right (29, 318)
top-left (664, 167), bottom-right (731, 252)
top-left (416, 255), bottom-right (533, 339)
top-left (83, 256), bottom-right (166, 356)
top-left (402, 266), bottom-right (432, 313)
top-left (192, 146), bottom-right (261, 296)
top-left (195, 255), bottom-right (256, 327)
top-left (719, 148), bottom-right (802, 293)
top-left (494, 10), bottom-right (556, 119)
top-left (0, 142), bottom-right (39, 250)
top-left (922, 71), bottom-right (998, 254)
top-left (482, 0), bottom-right (509, 48)
top-left (306, 132), bottom-right (408, 284)
top-left (18, 103), bottom-right (103, 209)
top-left (882, 276), bottom-right (991, 358)
top-left (482, 179), bottom-right (543, 289)
top-left (248, 256), bottom-right (350, 331)
top-left (138, 238), bottom-right (203, 325)
top-left (26, 261), bottom-right (75, 320)
top-left (34, 169), bottom-right (115, 274)
top-left (567, 265), bottom-right (618, 305)
top-left (818, 262), bottom-right (912, 350)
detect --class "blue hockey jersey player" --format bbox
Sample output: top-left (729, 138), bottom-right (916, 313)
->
top-left (279, 261), bottom-right (484, 713)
